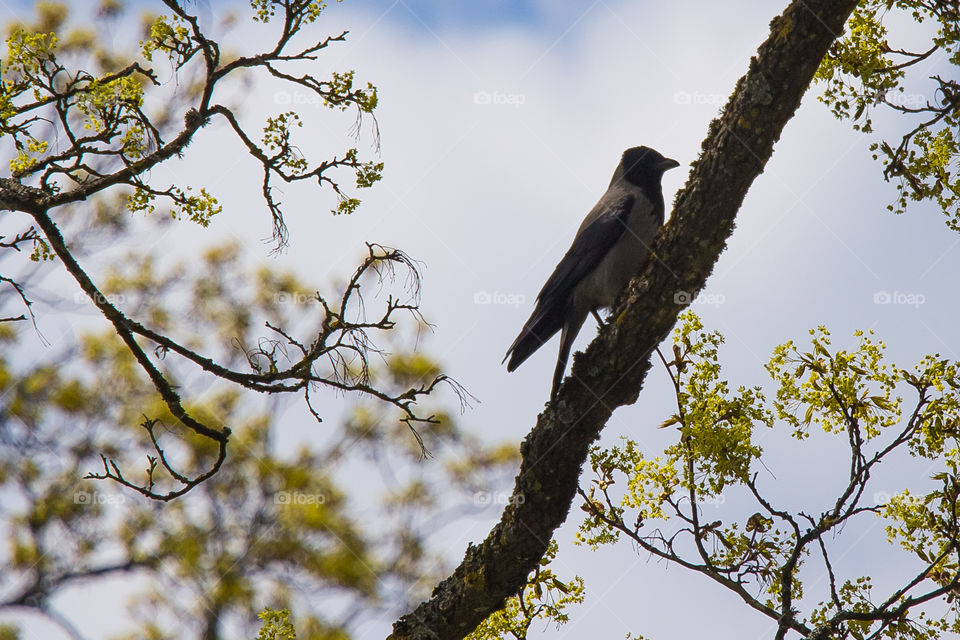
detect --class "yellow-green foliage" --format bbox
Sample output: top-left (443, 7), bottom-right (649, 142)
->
top-left (4, 27), bottom-right (58, 79)
top-left (140, 14), bottom-right (189, 62)
top-left (126, 184), bottom-right (222, 226)
top-left (9, 138), bottom-right (47, 174)
top-left (251, 0), bottom-right (330, 24)
top-left (816, 1), bottom-right (960, 230)
top-left (766, 327), bottom-right (901, 440)
top-left (580, 312), bottom-right (772, 551)
top-left (324, 71), bottom-right (378, 113)
top-left (76, 75), bottom-right (144, 131)
top-left (171, 186), bottom-right (222, 226)
top-left (579, 312), bottom-right (960, 638)
top-left (256, 609), bottom-right (296, 640)
top-left (466, 540), bottom-right (584, 640)
top-left (28, 236), bottom-right (54, 262)
top-left (263, 112), bottom-right (308, 173)
top-left (344, 147), bottom-right (384, 188)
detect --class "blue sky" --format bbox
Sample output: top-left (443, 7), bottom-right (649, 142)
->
top-left (349, 0), bottom-right (543, 28)
top-left (0, 0), bottom-right (550, 30)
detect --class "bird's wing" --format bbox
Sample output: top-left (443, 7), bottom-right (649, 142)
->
top-left (536, 193), bottom-right (636, 303)
top-left (501, 194), bottom-right (636, 371)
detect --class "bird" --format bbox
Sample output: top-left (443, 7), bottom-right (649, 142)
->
top-left (502, 146), bottom-right (680, 398)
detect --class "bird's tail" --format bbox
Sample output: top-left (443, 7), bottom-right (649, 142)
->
top-left (551, 319), bottom-right (577, 397)
top-left (502, 302), bottom-right (566, 372)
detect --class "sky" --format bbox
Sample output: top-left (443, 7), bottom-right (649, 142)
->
top-left (3, 0), bottom-right (960, 639)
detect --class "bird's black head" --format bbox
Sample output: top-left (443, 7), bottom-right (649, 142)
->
top-left (620, 146), bottom-right (680, 188)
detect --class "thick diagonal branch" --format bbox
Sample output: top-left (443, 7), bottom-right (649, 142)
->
top-left (389, 1), bottom-right (860, 638)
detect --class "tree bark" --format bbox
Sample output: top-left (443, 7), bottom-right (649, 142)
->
top-left (389, 1), bottom-right (861, 638)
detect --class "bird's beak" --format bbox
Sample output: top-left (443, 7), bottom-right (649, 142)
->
top-left (661, 157), bottom-right (680, 171)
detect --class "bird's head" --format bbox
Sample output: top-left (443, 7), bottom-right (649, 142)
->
top-left (620, 146), bottom-right (680, 188)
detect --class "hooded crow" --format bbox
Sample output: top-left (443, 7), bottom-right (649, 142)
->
top-left (503, 146), bottom-right (680, 397)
